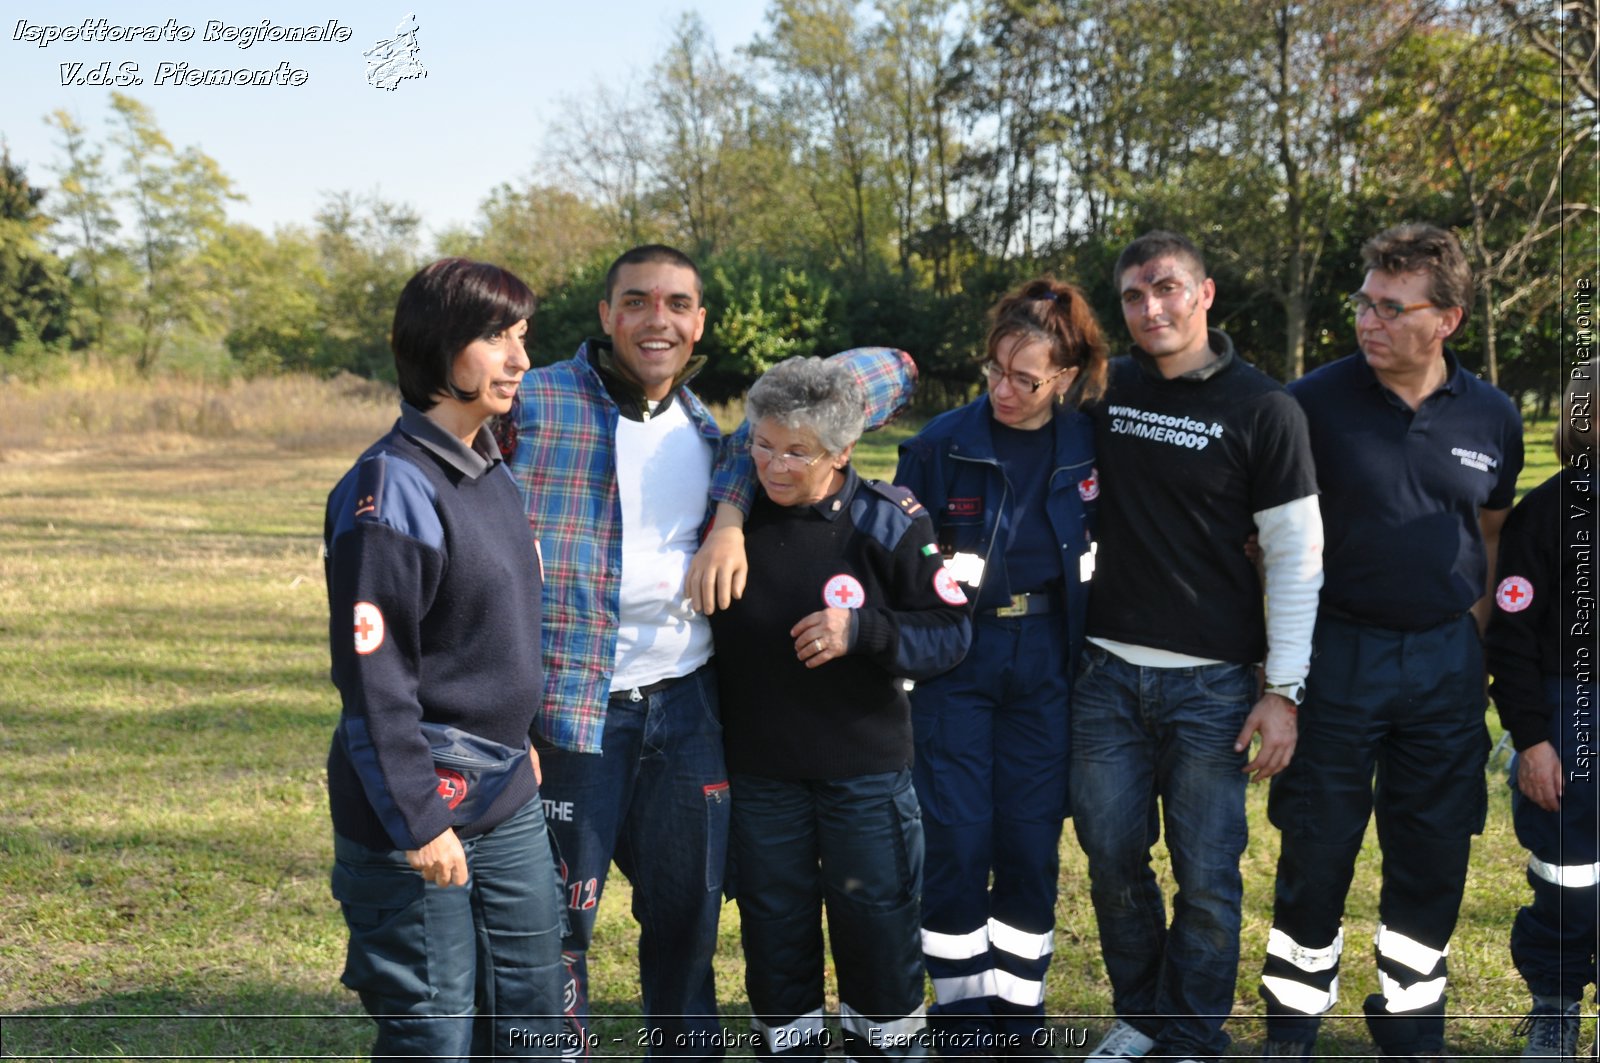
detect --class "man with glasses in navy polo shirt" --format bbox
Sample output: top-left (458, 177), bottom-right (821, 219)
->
top-left (1257, 224), bottom-right (1524, 1061)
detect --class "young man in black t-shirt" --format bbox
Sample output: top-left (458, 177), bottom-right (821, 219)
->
top-left (1071, 232), bottom-right (1323, 1063)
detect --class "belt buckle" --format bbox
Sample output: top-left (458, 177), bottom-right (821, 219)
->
top-left (994, 593), bottom-right (1028, 618)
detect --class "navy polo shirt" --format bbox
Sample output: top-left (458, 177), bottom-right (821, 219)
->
top-left (1289, 350), bottom-right (1523, 630)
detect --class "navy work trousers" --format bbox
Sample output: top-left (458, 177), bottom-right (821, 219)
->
top-left (912, 611), bottom-right (1071, 1050)
top-left (1263, 613), bottom-right (1489, 1056)
top-left (731, 768), bottom-right (927, 1063)
top-left (1510, 675), bottom-right (1600, 1001)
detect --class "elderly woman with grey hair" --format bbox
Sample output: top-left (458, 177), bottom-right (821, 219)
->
top-left (708, 355), bottom-right (971, 1063)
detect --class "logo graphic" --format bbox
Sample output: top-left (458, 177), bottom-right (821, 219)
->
top-left (1495, 575), bottom-right (1534, 613)
top-left (364, 13), bottom-right (426, 90)
top-left (435, 768), bottom-right (467, 809)
top-left (934, 567), bottom-right (969, 605)
top-left (1078, 467), bottom-right (1100, 502)
top-left (353, 601), bottom-right (385, 654)
top-left (823, 574), bottom-right (866, 609)
top-left (947, 497), bottom-right (981, 517)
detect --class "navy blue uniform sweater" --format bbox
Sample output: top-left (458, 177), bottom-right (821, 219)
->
top-left (324, 410), bottom-right (543, 851)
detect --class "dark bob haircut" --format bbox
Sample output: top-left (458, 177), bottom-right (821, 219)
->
top-left (391, 258), bottom-right (536, 411)
top-left (603, 244), bottom-right (702, 304)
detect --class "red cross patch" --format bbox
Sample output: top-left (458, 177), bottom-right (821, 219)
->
top-left (1495, 575), bottom-right (1534, 613)
top-left (1079, 468), bottom-right (1100, 502)
top-left (934, 566), bottom-right (969, 605)
top-left (823, 574), bottom-right (867, 610)
top-left (353, 601), bottom-right (385, 655)
top-left (435, 768), bottom-right (468, 810)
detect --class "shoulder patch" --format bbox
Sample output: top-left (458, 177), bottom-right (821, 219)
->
top-left (933, 567), bottom-right (969, 605)
top-left (352, 455), bottom-right (387, 521)
top-left (1495, 575), bottom-right (1534, 613)
top-left (864, 478), bottom-right (922, 513)
top-left (823, 573), bottom-right (867, 610)
top-left (329, 451), bottom-right (445, 551)
top-left (353, 601), bottom-right (386, 654)
top-left (850, 481), bottom-right (920, 552)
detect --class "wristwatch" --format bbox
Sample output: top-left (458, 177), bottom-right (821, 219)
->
top-left (1265, 680), bottom-right (1306, 706)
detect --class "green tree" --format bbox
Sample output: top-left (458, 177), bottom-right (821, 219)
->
top-left (109, 92), bottom-right (240, 372)
top-left (437, 182), bottom-right (617, 295)
top-left (751, 0), bottom-right (895, 276)
top-left (1364, 16), bottom-right (1591, 388)
top-left (543, 88), bottom-right (657, 246)
top-left (870, 0), bottom-right (961, 285)
top-left (43, 108), bottom-right (121, 349)
top-left (705, 257), bottom-right (844, 385)
top-left (216, 224), bottom-right (328, 374)
top-left (1116, 0), bottom-right (1413, 381)
top-left (0, 146), bottom-right (74, 357)
top-left (651, 14), bottom-right (752, 258)
top-left (314, 190), bottom-right (423, 378)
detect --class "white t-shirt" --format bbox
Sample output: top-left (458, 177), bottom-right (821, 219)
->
top-left (611, 399), bottom-right (715, 691)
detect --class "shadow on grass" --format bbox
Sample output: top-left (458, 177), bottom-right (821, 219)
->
top-left (4, 985), bottom-right (371, 1059)
top-left (6, 990), bottom-right (766, 1060)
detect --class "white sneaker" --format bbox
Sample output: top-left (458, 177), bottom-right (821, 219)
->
top-left (1087, 1019), bottom-right (1156, 1059)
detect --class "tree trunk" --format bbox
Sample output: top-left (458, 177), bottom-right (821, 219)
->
top-left (1480, 275), bottom-right (1499, 386)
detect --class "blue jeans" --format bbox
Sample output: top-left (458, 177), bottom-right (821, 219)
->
top-left (331, 798), bottom-right (568, 1061)
top-left (536, 663), bottom-right (729, 1059)
top-left (731, 769), bottom-right (926, 1063)
top-left (1068, 644), bottom-right (1253, 1063)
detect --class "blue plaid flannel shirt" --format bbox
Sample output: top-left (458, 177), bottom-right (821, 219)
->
top-left (504, 342), bottom-right (917, 753)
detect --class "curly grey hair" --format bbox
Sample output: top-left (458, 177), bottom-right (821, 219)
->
top-left (744, 356), bottom-right (867, 456)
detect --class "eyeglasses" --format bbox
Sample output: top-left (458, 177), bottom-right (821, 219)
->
top-left (748, 440), bottom-right (828, 471)
top-left (1347, 292), bottom-right (1436, 321)
top-left (982, 361), bottom-right (1070, 394)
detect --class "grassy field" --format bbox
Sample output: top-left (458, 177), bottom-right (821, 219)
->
top-left (0, 369), bottom-right (1572, 1060)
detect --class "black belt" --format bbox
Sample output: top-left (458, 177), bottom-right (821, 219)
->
top-left (609, 674), bottom-right (682, 702)
top-left (981, 592), bottom-right (1058, 618)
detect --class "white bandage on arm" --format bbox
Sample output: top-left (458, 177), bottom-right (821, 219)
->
top-left (1255, 494), bottom-right (1324, 685)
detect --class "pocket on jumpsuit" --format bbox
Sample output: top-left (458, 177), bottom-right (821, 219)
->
top-left (330, 854), bottom-right (433, 1005)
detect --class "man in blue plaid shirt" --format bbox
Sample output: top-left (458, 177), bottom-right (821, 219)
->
top-left (505, 245), bottom-right (746, 1057)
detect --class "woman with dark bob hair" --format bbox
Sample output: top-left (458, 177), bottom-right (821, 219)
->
top-left (708, 355), bottom-right (971, 1062)
top-left (323, 258), bottom-right (566, 1061)
top-left (894, 276), bottom-right (1107, 1049)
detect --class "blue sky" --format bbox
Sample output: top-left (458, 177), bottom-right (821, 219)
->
top-left (0, 1), bottom-right (770, 237)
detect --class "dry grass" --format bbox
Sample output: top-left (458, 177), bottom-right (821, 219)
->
top-left (0, 362), bottom-right (397, 459)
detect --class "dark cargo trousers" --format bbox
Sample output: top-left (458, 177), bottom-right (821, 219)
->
top-left (1261, 614), bottom-right (1489, 1057)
